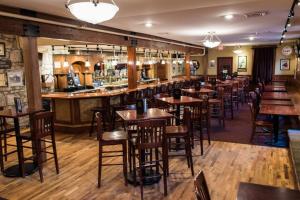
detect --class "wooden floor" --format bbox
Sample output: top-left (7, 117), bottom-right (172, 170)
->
top-left (0, 132), bottom-right (296, 200)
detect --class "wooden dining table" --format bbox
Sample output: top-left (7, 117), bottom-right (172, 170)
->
top-left (0, 108), bottom-right (44, 177)
top-left (260, 100), bottom-right (294, 106)
top-left (259, 104), bottom-right (300, 142)
top-left (181, 88), bottom-right (215, 95)
top-left (261, 92), bottom-right (291, 101)
top-left (157, 96), bottom-right (203, 125)
top-left (264, 85), bottom-right (287, 92)
top-left (116, 108), bottom-right (173, 185)
top-left (237, 182), bottom-right (300, 200)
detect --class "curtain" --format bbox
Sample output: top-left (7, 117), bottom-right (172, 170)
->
top-left (252, 47), bottom-right (275, 84)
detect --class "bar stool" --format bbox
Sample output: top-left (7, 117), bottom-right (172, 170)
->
top-left (20, 111), bottom-right (59, 182)
top-left (0, 116), bottom-right (16, 173)
top-left (209, 87), bottom-right (225, 128)
top-left (96, 113), bottom-right (128, 188)
top-left (165, 108), bottom-right (194, 176)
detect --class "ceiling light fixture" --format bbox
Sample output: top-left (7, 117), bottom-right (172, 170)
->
top-left (279, 0), bottom-right (296, 44)
top-left (66, 0), bottom-right (119, 24)
top-left (202, 32), bottom-right (222, 48)
top-left (249, 36), bottom-right (255, 41)
top-left (224, 14), bottom-right (234, 20)
top-left (145, 22), bottom-right (153, 28)
top-left (233, 46), bottom-right (243, 54)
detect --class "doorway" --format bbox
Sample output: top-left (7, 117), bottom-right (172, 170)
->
top-left (217, 57), bottom-right (233, 79)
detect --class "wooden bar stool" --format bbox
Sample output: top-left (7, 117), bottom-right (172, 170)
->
top-left (209, 87), bottom-right (225, 128)
top-left (96, 113), bottom-right (128, 188)
top-left (20, 111), bottom-right (59, 182)
top-left (165, 108), bottom-right (194, 176)
top-left (0, 116), bottom-right (16, 173)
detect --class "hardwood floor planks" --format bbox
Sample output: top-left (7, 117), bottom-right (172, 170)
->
top-left (0, 133), bottom-right (296, 200)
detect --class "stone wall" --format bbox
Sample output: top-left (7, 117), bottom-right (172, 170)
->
top-left (0, 34), bottom-right (28, 126)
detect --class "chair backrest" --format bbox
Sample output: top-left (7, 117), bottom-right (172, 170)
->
top-left (190, 102), bottom-right (202, 121)
top-left (217, 87), bottom-right (224, 101)
top-left (136, 119), bottom-right (166, 149)
top-left (96, 112), bottom-right (104, 140)
top-left (32, 111), bottom-right (55, 139)
top-left (194, 171), bottom-right (211, 200)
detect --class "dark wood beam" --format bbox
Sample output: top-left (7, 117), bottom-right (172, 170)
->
top-left (0, 5), bottom-right (204, 54)
top-left (127, 46), bottom-right (137, 89)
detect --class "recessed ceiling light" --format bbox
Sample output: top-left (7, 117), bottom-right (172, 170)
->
top-left (249, 36), bottom-right (255, 41)
top-left (224, 14), bottom-right (234, 20)
top-left (145, 22), bottom-right (153, 28)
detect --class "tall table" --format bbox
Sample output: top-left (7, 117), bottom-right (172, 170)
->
top-left (0, 108), bottom-right (43, 177)
top-left (261, 92), bottom-right (291, 101)
top-left (157, 96), bottom-right (203, 125)
top-left (264, 85), bottom-right (287, 92)
top-left (181, 88), bottom-right (215, 96)
top-left (260, 100), bottom-right (293, 106)
top-left (116, 108), bottom-right (173, 185)
top-left (259, 104), bottom-right (300, 143)
top-left (237, 182), bottom-right (300, 200)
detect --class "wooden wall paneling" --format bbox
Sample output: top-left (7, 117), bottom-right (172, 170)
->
top-left (127, 46), bottom-right (137, 89)
top-left (20, 36), bottom-right (42, 110)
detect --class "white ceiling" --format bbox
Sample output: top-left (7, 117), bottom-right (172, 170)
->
top-left (0, 0), bottom-right (299, 45)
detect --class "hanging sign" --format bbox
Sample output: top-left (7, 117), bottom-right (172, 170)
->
top-left (282, 46), bottom-right (293, 56)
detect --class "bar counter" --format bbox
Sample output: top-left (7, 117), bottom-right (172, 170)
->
top-left (42, 79), bottom-right (186, 133)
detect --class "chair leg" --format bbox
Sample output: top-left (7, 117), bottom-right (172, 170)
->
top-left (138, 150), bottom-right (144, 200)
top-left (36, 140), bottom-right (44, 183)
top-left (122, 142), bottom-right (128, 186)
top-left (0, 134), bottom-right (4, 172)
top-left (200, 126), bottom-right (204, 156)
top-left (162, 145), bottom-right (168, 196)
top-left (132, 144), bottom-right (137, 186)
top-left (89, 112), bottom-right (95, 137)
top-left (186, 136), bottom-right (194, 176)
top-left (98, 144), bottom-right (103, 188)
top-left (51, 134), bottom-right (59, 174)
top-left (206, 116), bottom-right (211, 145)
top-left (4, 133), bottom-right (7, 161)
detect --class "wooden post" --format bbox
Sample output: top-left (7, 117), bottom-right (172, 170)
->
top-left (185, 53), bottom-right (191, 80)
top-left (21, 37), bottom-right (42, 110)
top-left (127, 46), bottom-right (137, 89)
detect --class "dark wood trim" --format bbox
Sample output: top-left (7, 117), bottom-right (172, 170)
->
top-left (185, 53), bottom-right (191, 80)
top-left (127, 46), bottom-right (137, 89)
top-left (0, 5), bottom-right (204, 53)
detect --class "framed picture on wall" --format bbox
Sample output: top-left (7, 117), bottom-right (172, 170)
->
top-left (7, 70), bottom-right (23, 87)
top-left (237, 56), bottom-right (247, 72)
top-left (280, 59), bottom-right (290, 71)
top-left (209, 60), bottom-right (216, 67)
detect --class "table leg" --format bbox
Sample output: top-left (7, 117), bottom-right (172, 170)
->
top-left (175, 105), bottom-right (180, 125)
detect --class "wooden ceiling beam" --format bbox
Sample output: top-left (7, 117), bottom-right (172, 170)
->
top-left (0, 5), bottom-right (204, 54)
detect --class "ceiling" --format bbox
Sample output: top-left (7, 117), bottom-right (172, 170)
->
top-left (0, 0), bottom-right (299, 45)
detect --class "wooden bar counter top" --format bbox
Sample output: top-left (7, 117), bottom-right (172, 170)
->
top-left (41, 79), bottom-right (185, 133)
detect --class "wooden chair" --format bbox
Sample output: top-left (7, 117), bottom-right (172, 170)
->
top-left (89, 107), bottom-right (107, 137)
top-left (232, 81), bottom-right (240, 109)
top-left (165, 108), bottom-right (194, 176)
top-left (135, 119), bottom-right (168, 199)
top-left (249, 103), bottom-right (273, 143)
top-left (20, 111), bottom-right (59, 182)
top-left (96, 112), bottom-right (128, 188)
top-left (209, 87), bottom-right (225, 128)
top-left (194, 171), bottom-right (211, 200)
top-left (223, 84), bottom-right (234, 119)
top-left (0, 116), bottom-right (16, 173)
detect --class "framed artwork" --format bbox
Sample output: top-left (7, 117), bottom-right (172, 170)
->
top-left (0, 42), bottom-right (5, 57)
top-left (7, 70), bottom-right (23, 87)
top-left (209, 60), bottom-right (216, 67)
top-left (0, 73), bottom-right (6, 87)
top-left (237, 56), bottom-right (247, 72)
top-left (280, 59), bottom-right (290, 71)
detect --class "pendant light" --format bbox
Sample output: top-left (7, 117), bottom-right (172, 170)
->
top-left (202, 32), bottom-right (222, 48)
top-left (66, 0), bottom-right (119, 24)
